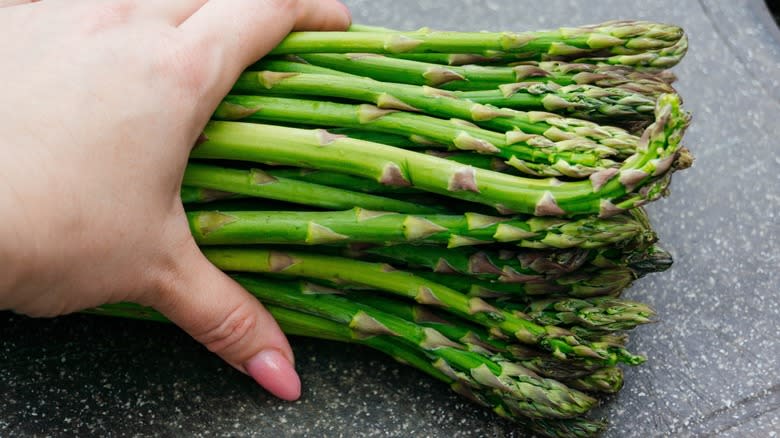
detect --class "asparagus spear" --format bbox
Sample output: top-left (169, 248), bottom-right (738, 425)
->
top-left (302, 265), bottom-right (633, 301)
top-left (183, 162), bottom-right (442, 214)
top-left (231, 274), bottom-right (600, 419)
top-left (350, 278), bottom-right (655, 332)
top-left (356, 241), bottom-right (668, 284)
top-left (189, 208), bottom-right (648, 250)
top-left (286, 54), bottom-right (675, 97)
top-left (272, 303), bottom-right (607, 436)
top-left (215, 94), bottom-right (619, 178)
top-left (414, 268), bottom-right (634, 298)
top-left (87, 301), bottom-right (605, 437)
top-left (234, 69), bottom-right (656, 137)
top-left (202, 247), bottom-right (644, 365)
top-left (262, 167), bottom-right (422, 194)
top-left (342, 291), bottom-right (618, 372)
top-left (269, 21), bottom-right (686, 68)
top-left (236, 66), bottom-right (640, 155)
top-left (193, 94), bottom-right (690, 217)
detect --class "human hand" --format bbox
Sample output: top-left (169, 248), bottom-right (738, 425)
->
top-left (0, 0), bottom-right (351, 401)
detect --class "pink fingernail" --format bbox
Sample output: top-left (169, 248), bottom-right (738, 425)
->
top-left (244, 349), bottom-right (301, 401)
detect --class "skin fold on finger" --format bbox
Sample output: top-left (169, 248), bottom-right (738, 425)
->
top-left (133, 0), bottom-right (210, 26)
top-left (148, 239), bottom-right (301, 400)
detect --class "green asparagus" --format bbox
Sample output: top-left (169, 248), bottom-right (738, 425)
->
top-left (193, 94), bottom-right (690, 217)
top-left (189, 208), bottom-right (650, 249)
top-left (240, 62), bottom-right (643, 155)
top-left (235, 69), bottom-right (657, 129)
top-left (202, 247), bottom-right (645, 365)
top-left (284, 53), bottom-right (675, 97)
top-left (87, 301), bottom-right (605, 437)
top-left (183, 162), bottom-right (442, 214)
top-left (215, 94), bottom-right (619, 178)
top-left (269, 21), bottom-right (686, 69)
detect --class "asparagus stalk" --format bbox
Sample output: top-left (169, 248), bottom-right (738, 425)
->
top-left (287, 54), bottom-right (675, 97)
top-left (274, 300), bottom-right (609, 437)
top-left (180, 186), bottom-right (243, 204)
top-left (251, 58), bottom-right (355, 77)
top-left (353, 289), bottom-right (654, 336)
top-left (235, 69), bottom-right (655, 140)
top-left (391, 52), bottom-right (532, 67)
top-left (342, 291), bottom-right (616, 373)
top-left (215, 94), bottom-right (619, 178)
top-left (239, 62), bottom-right (643, 157)
top-left (303, 289), bottom-right (625, 393)
top-left (202, 247), bottom-right (644, 365)
top-left (302, 265), bottom-right (633, 300)
top-left (193, 93), bottom-right (690, 217)
top-left (273, 303), bottom-right (607, 436)
top-left (183, 162), bottom-right (442, 214)
top-left (320, 128), bottom-right (429, 149)
top-left (262, 167), bottom-right (423, 195)
top-left (88, 301), bottom-right (604, 437)
top-left (269, 21), bottom-right (686, 68)
top-left (189, 208), bottom-right (649, 250)
top-left (356, 240), bottom-right (668, 284)
top-left (232, 274), bottom-right (600, 419)
top-left (320, 131), bottom-right (523, 176)
top-left (414, 268), bottom-right (634, 298)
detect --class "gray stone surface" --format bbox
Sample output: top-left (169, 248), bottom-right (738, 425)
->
top-left (2, 0), bottom-right (779, 436)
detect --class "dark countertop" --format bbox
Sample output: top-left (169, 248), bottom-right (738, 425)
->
top-left (2, 1), bottom-right (779, 436)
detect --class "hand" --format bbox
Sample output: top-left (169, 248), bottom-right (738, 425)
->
top-left (0, 0), bottom-right (351, 401)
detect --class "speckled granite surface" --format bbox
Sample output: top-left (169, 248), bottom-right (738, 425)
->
top-left (2, 1), bottom-right (779, 437)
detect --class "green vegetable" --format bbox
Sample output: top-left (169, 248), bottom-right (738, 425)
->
top-left (202, 246), bottom-right (645, 365)
top-left (183, 162), bottom-right (442, 214)
top-left (194, 94), bottom-right (690, 217)
top-left (270, 21), bottom-right (686, 69)
top-left (189, 208), bottom-right (650, 249)
top-left (215, 94), bottom-right (619, 178)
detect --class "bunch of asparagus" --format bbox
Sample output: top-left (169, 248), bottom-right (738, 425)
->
top-left (89, 20), bottom-right (692, 437)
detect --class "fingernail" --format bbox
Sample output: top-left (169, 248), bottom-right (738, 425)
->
top-left (244, 349), bottom-right (301, 401)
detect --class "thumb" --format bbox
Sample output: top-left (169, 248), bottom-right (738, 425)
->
top-left (151, 241), bottom-right (301, 401)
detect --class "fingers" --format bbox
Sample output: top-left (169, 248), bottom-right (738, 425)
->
top-left (179, 0), bottom-right (350, 99)
top-left (152, 241), bottom-right (301, 401)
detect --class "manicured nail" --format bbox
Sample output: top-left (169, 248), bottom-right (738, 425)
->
top-left (244, 349), bottom-right (301, 401)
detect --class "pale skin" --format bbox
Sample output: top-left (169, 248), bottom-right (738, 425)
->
top-left (0, 0), bottom-right (351, 401)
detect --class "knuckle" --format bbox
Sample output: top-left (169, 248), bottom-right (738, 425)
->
top-left (154, 34), bottom-right (220, 96)
top-left (194, 304), bottom-right (258, 357)
top-left (265, 0), bottom-right (299, 13)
